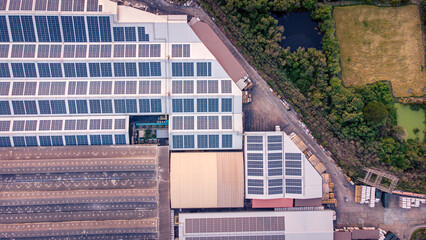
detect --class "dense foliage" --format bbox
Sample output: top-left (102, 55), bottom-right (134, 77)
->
top-left (201, 0), bottom-right (425, 192)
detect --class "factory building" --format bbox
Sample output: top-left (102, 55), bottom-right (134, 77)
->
top-left (0, 0), bottom-right (246, 149)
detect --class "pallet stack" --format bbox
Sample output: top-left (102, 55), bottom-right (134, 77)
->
top-left (399, 196), bottom-right (426, 209)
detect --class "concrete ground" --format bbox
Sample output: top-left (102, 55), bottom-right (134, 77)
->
top-left (131, 0), bottom-right (426, 238)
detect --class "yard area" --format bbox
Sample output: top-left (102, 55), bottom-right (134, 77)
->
top-left (334, 5), bottom-right (425, 97)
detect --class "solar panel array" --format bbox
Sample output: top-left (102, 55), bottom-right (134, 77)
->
top-left (0, 0), bottom-right (242, 149)
top-left (185, 216), bottom-right (285, 234)
top-left (245, 133), bottom-right (306, 198)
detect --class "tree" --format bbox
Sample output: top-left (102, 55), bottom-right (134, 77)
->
top-left (391, 126), bottom-right (407, 142)
top-left (363, 101), bottom-right (388, 125)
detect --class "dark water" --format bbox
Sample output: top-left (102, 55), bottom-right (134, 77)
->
top-left (274, 12), bottom-right (322, 51)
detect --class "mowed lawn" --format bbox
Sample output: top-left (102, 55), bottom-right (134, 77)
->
top-left (334, 5), bottom-right (425, 97)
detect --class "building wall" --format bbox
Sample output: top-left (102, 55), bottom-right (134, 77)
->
top-left (0, 0), bottom-right (243, 149)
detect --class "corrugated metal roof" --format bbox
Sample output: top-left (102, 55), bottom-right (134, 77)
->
top-left (334, 231), bottom-right (352, 240)
top-left (294, 198), bottom-right (323, 207)
top-left (189, 19), bottom-right (247, 85)
top-left (170, 152), bottom-right (244, 208)
top-left (252, 198), bottom-right (294, 208)
top-left (351, 229), bottom-right (380, 239)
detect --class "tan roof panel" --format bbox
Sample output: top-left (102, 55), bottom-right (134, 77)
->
top-left (189, 19), bottom-right (247, 84)
top-left (171, 152), bottom-right (244, 208)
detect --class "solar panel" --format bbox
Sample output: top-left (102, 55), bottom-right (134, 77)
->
top-left (12, 120), bottom-right (25, 131)
top-left (248, 187), bottom-right (264, 194)
top-left (172, 135), bottom-right (183, 149)
top-left (114, 119), bottom-right (125, 129)
top-left (22, 44), bottom-right (36, 57)
top-left (285, 161), bottom-right (301, 168)
top-left (89, 45), bottom-right (100, 58)
top-left (64, 119), bottom-right (76, 130)
top-left (125, 44), bottom-right (136, 57)
top-left (285, 153), bottom-right (302, 160)
top-left (0, 0), bottom-right (8, 10)
top-left (184, 135), bottom-right (194, 148)
top-left (221, 116), bottom-right (232, 129)
top-left (61, 0), bottom-right (72, 11)
top-left (89, 119), bottom-right (100, 130)
top-left (268, 168), bottom-right (282, 176)
top-left (113, 44), bottom-right (125, 57)
top-left (268, 143), bottom-right (282, 151)
top-left (208, 80), bottom-right (218, 93)
top-left (268, 161), bottom-right (282, 168)
top-left (247, 144), bottom-right (263, 151)
top-left (9, 0), bottom-right (21, 10)
top-left (183, 116), bottom-right (194, 130)
top-left (101, 99), bottom-right (112, 113)
top-left (72, 0), bottom-right (84, 11)
top-left (269, 187), bottom-right (283, 195)
top-left (37, 45), bottom-right (49, 58)
top-left (172, 116), bottom-right (183, 130)
top-left (50, 82), bottom-right (65, 95)
top-left (47, 0), bottom-right (59, 11)
top-left (285, 168), bottom-right (302, 176)
top-left (0, 82), bottom-right (9, 95)
top-left (196, 62), bottom-right (211, 76)
top-left (12, 82), bottom-right (24, 95)
top-left (197, 80), bottom-right (207, 93)
top-left (76, 119), bottom-right (87, 130)
top-left (0, 45), bottom-right (9, 58)
top-left (11, 44), bottom-right (24, 58)
top-left (150, 44), bottom-right (160, 57)
top-left (75, 45), bottom-right (87, 58)
top-left (35, 0), bottom-right (47, 10)
top-left (208, 116), bottom-right (218, 129)
top-left (197, 116), bottom-right (207, 130)
top-left (50, 119), bottom-right (62, 130)
top-left (101, 119), bottom-right (112, 129)
top-left (86, 0), bottom-right (98, 11)
top-left (20, 0), bottom-right (33, 10)
top-left (247, 153), bottom-right (263, 160)
top-left (197, 135), bottom-right (208, 148)
top-left (248, 179), bottom-right (263, 187)
top-left (49, 45), bottom-right (61, 58)
top-left (247, 135), bottom-right (263, 143)
top-left (0, 121), bottom-right (10, 131)
top-left (208, 135), bottom-right (218, 148)
top-left (221, 98), bottom-right (232, 112)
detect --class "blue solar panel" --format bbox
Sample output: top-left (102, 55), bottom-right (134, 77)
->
top-left (183, 62), bottom-right (194, 76)
top-left (247, 169), bottom-right (263, 177)
top-left (51, 136), bottom-right (63, 146)
top-left (100, 63), bottom-right (112, 77)
top-left (0, 16), bottom-right (9, 42)
top-left (38, 63), bottom-right (50, 77)
top-left (50, 100), bottom-right (66, 114)
top-left (113, 63), bottom-right (125, 77)
top-left (197, 99), bottom-right (207, 112)
top-left (23, 63), bottom-right (37, 78)
top-left (172, 99), bottom-right (182, 113)
top-left (0, 63), bottom-right (9, 78)
top-left (13, 136), bottom-right (26, 147)
top-left (150, 99), bottom-right (161, 112)
top-left (73, 16), bottom-right (87, 42)
top-left (63, 63), bottom-right (76, 77)
top-left (87, 16), bottom-right (100, 42)
top-left (114, 99), bottom-right (125, 113)
top-left (101, 135), bottom-right (113, 145)
top-left (137, 27), bottom-right (149, 41)
top-left (125, 27), bottom-right (136, 42)
top-left (101, 99), bottom-right (113, 113)
top-left (76, 135), bottom-right (88, 145)
top-left (75, 63), bottom-right (87, 77)
top-left (24, 101), bottom-right (37, 114)
top-left (61, 16), bottom-right (75, 42)
top-left (35, 16), bottom-right (49, 42)
top-left (197, 135), bottom-right (208, 148)
top-left (0, 101), bottom-right (10, 115)
top-left (197, 62), bottom-right (212, 76)
top-left (221, 98), bottom-right (232, 112)
top-left (9, 16), bottom-right (24, 42)
top-left (12, 101), bottom-right (25, 115)
top-left (76, 100), bottom-right (88, 114)
top-left (268, 168), bottom-right (283, 176)
top-left (222, 135), bottom-right (232, 148)
top-left (139, 62), bottom-right (150, 76)
top-left (21, 16), bottom-right (36, 42)
top-left (50, 63), bottom-right (62, 77)
top-left (113, 27), bottom-right (124, 41)
top-left (115, 134), bottom-right (126, 145)
top-left (68, 100), bottom-right (76, 114)
top-left (126, 62), bottom-right (137, 77)
top-left (11, 63), bottom-right (24, 77)
top-left (90, 135), bottom-right (101, 145)
top-left (65, 135), bottom-right (77, 145)
top-left (184, 135), bottom-right (194, 148)
top-left (139, 99), bottom-right (150, 113)
top-left (89, 99), bottom-right (101, 113)
top-left (208, 98), bottom-right (218, 112)
top-left (183, 99), bottom-right (194, 112)
top-left (171, 62), bottom-right (182, 77)
top-left (0, 137), bottom-right (11, 147)
top-left (150, 62), bottom-right (161, 76)
top-left (209, 135), bottom-right (219, 148)
top-left (172, 135), bottom-right (183, 149)
top-left (125, 99), bottom-right (137, 113)
top-left (39, 136), bottom-right (51, 146)
top-left (47, 16), bottom-right (62, 42)
top-left (98, 16), bottom-right (112, 42)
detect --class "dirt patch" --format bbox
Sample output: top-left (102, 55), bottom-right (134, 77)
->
top-left (334, 5), bottom-right (425, 97)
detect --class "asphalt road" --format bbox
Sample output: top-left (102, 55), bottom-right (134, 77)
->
top-left (131, 0), bottom-right (426, 238)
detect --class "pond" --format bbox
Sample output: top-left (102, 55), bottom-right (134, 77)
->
top-left (395, 103), bottom-right (425, 142)
top-left (274, 12), bottom-right (322, 51)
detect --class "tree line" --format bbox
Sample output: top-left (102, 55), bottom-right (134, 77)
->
top-left (200, 0), bottom-right (425, 193)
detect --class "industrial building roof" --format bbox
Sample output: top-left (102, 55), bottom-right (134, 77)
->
top-left (170, 152), bottom-right (244, 208)
top-left (178, 210), bottom-right (334, 240)
top-left (252, 198), bottom-right (294, 208)
top-left (190, 18), bottom-right (248, 89)
top-left (0, 145), bottom-right (170, 239)
top-left (244, 131), bottom-right (322, 200)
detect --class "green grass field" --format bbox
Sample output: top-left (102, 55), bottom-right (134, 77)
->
top-left (395, 103), bottom-right (425, 141)
top-left (334, 5), bottom-right (425, 97)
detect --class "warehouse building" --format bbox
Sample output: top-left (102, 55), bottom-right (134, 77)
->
top-left (0, 0), bottom-right (245, 149)
top-left (244, 131), bottom-right (323, 204)
top-left (0, 145), bottom-right (170, 239)
top-left (170, 151), bottom-right (244, 208)
top-left (178, 210), bottom-right (334, 240)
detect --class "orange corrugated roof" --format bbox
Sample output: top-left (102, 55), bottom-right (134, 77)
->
top-left (190, 20), bottom-right (247, 84)
top-left (252, 198), bottom-right (293, 208)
